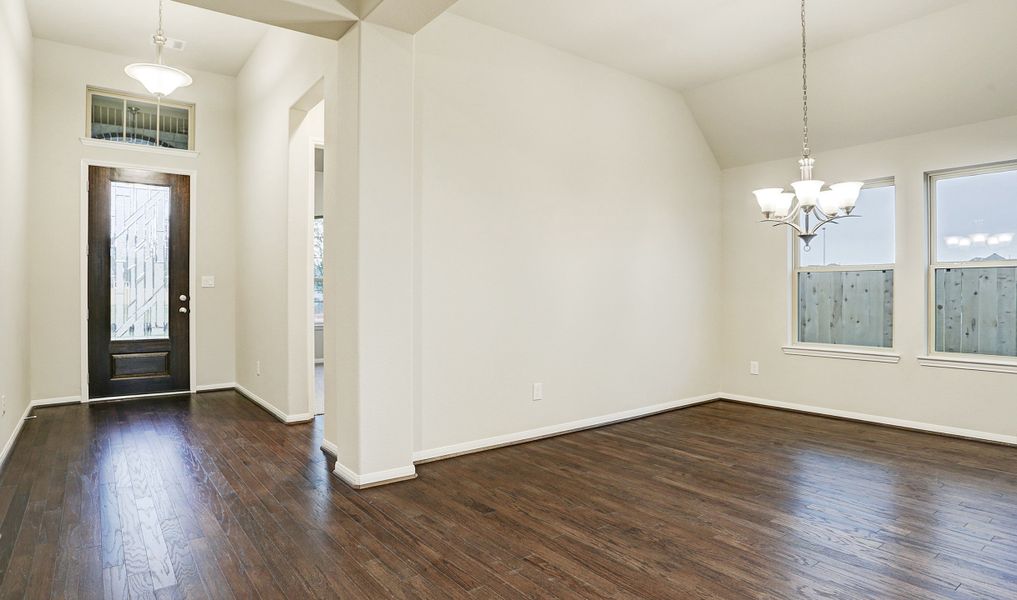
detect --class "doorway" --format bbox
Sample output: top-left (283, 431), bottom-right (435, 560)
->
top-left (87, 166), bottom-right (190, 398)
top-left (312, 145), bottom-right (325, 415)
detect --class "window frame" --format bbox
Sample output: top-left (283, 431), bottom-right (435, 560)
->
top-left (790, 177), bottom-right (897, 354)
top-left (926, 160), bottom-right (1017, 361)
top-left (86, 86), bottom-right (196, 151)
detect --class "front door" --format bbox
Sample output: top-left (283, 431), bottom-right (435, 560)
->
top-left (88, 167), bottom-right (190, 399)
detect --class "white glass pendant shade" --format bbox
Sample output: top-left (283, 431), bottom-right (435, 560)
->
top-left (125, 63), bottom-right (192, 97)
top-left (998, 233), bottom-right (1015, 243)
top-left (818, 190), bottom-right (841, 216)
top-left (753, 188), bottom-right (784, 214)
top-left (830, 181), bottom-right (863, 210)
top-left (774, 193), bottom-right (795, 218)
top-left (791, 180), bottom-right (824, 208)
top-left (970, 233), bottom-right (989, 245)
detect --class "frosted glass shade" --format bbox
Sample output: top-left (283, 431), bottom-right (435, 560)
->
top-left (791, 180), bottom-right (824, 208)
top-left (125, 63), bottom-right (192, 97)
top-left (774, 193), bottom-right (794, 218)
top-left (818, 190), bottom-right (841, 216)
top-left (831, 181), bottom-right (864, 210)
top-left (752, 188), bottom-right (784, 214)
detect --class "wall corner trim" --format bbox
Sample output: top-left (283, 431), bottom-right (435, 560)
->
top-left (719, 392), bottom-right (1017, 446)
top-left (234, 384), bottom-right (314, 425)
top-left (412, 392), bottom-right (721, 464)
top-left (782, 345), bottom-right (901, 363)
top-left (331, 462), bottom-right (417, 489)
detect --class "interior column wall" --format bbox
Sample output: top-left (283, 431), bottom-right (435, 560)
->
top-left (235, 29), bottom-right (333, 418)
top-left (412, 14), bottom-right (724, 456)
top-left (0, 0), bottom-right (33, 457)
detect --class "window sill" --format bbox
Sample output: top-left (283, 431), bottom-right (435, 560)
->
top-left (782, 345), bottom-right (901, 364)
top-left (917, 355), bottom-right (1017, 374)
top-left (80, 137), bottom-right (199, 159)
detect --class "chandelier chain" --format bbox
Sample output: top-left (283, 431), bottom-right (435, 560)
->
top-left (801, 0), bottom-right (809, 158)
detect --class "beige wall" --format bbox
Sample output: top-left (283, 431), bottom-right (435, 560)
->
top-left (412, 15), bottom-right (723, 454)
top-left (28, 39), bottom-right (239, 400)
top-left (0, 0), bottom-right (32, 456)
top-left (721, 115), bottom-right (1017, 439)
top-left (235, 28), bottom-right (333, 417)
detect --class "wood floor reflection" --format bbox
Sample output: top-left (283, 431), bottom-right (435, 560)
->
top-left (0, 394), bottom-right (1014, 598)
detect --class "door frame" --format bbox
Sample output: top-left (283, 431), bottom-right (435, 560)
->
top-left (79, 159), bottom-right (199, 402)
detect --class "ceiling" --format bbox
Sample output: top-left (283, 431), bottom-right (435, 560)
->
top-left (452, 0), bottom-right (1017, 168)
top-left (450, 0), bottom-right (969, 91)
top-left (27, 0), bottom-right (268, 76)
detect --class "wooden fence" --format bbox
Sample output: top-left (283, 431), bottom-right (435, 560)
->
top-left (797, 270), bottom-right (894, 347)
top-left (935, 267), bottom-right (1017, 356)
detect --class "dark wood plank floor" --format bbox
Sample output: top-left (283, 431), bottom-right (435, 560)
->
top-left (0, 393), bottom-right (1015, 599)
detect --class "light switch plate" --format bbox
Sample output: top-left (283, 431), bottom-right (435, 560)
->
top-left (201, 275), bottom-right (216, 288)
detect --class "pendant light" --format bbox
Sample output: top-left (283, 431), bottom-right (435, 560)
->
top-left (752, 0), bottom-right (863, 249)
top-left (125, 0), bottom-right (192, 98)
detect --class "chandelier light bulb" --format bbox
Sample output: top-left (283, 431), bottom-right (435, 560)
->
top-left (791, 180), bottom-right (824, 209)
top-left (818, 190), bottom-right (842, 216)
top-left (753, 188), bottom-right (784, 216)
top-left (774, 193), bottom-right (795, 218)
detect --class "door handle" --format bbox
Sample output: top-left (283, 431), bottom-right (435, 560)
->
top-left (179, 307), bottom-right (188, 314)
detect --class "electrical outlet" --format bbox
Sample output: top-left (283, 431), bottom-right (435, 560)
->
top-left (256, 361), bottom-right (261, 376)
top-left (749, 361), bottom-right (760, 376)
top-left (532, 383), bottom-right (543, 402)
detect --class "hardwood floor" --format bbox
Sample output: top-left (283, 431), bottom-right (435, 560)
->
top-left (0, 393), bottom-right (1015, 599)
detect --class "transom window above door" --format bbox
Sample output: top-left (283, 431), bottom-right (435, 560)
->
top-left (87, 87), bottom-right (194, 151)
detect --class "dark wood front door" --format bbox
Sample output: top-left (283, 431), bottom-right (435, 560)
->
top-left (88, 167), bottom-right (190, 399)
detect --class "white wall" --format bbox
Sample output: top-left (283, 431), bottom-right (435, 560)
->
top-left (235, 28), bottom-right (333, 417)
top-left (412, 15), bottom-right (723, 454)
top-left (27, 39), bottom-right (238, 400)
top-left (0, 0), bottom-right (33, 456)
top-left (721, 114), bottom-right (1017, 440)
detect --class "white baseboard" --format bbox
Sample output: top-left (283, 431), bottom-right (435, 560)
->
top-left (1, 402), bottom-right (34, 470)
top-left (720, 392), bottom-right (1017, 446)
top-left (412, 392), bottom-right (719, 464)
top-left (195, 383), bottom-right (237, 392)
top-left (331, 461), bottom-right (416, 489)
top-left (234, 383), bottom-right (314, 425)
top-left (320, 439), bottom-right (338, 456)
top-left (31, 395), bottom-right (82, 407)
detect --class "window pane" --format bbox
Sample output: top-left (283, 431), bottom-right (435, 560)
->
top-left (935, 169), bottom-right (1017, 263)
top-left (125, 98), bottom-right (160, 146)
top-left (799, 185), bottom-right (895, 267)
top-left (798, 270), bottom-right (893, 347)
top-left (91, 94), bottom-right (123, 142)
top-left (313, 218), bottom-right (324, 323)
top-left (111, 182), bottom-right (170, 340)
top-left (159, 104), bottom-right (190, 149)
top-left (934, 267), bottom-right (1017, 356)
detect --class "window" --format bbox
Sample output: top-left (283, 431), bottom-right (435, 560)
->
top-left (794, 180), bottom-right (895, 348)
top-left (929, 163), bottom-right (1017, 358)
top-left (313, 217), bottom-right (324, 324)
top-left (87, 87), bottom-right (194, 150)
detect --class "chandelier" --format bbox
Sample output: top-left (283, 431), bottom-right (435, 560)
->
top-left (752, 0), bottom-right (863, 250)
top-left (125, 0), bottom-right (192, 98)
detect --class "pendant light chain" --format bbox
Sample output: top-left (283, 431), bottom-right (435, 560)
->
top-left (154, 0), bottom-right (167, 64)
top-left (800, 0), bottom-right (809, 159)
